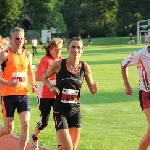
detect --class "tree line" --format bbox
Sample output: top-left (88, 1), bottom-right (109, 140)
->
top-left (0, 0), bottom-right (150, 38)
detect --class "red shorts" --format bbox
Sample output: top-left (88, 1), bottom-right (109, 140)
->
top-left (139, 90), bottom-right (150, 110)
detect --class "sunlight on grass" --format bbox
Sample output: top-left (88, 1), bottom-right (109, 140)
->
top-left (0, 40), bottom-right (148, 149)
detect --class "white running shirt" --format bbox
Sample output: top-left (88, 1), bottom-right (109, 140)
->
top-left (32, 39), bottom-right (37, 46)
top-left (122, 46), bottom-right (150, 92)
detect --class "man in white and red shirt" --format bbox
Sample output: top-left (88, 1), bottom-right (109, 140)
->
top-left (121, 44), bottom-right (150, 150)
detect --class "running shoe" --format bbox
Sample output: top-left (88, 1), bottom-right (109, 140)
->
top-left (30, 134), bottom-right (39, 150)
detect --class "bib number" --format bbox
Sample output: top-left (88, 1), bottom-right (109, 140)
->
top-left (61, 88), bottom-right (79, 103)
top-left (12, 72), bottom-right (26, 85)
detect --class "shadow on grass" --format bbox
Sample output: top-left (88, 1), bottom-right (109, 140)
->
top-left (83, 47), bottom-right (142, 55)
top-left (86, 59), bottom-right (123, 65)
top-left (30, 45), bottom-right (145, 59)
top-left (29, 88), bottom-right (139, 107)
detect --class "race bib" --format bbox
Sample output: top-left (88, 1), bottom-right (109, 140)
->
top-left (61, 88), bottom-right (79, 103)
top-left (12, 72), bottom-right (26, 86)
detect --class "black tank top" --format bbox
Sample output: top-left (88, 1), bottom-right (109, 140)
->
top-left (53, 59), bottom-right (85, 115)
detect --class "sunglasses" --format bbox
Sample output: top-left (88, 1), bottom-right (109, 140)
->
top-left (15, 38), bottom-right (24, 40)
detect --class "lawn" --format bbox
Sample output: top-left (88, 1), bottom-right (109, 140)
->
top-left (0, 37), bottom-right (148, 150)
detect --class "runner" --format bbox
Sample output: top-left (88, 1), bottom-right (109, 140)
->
top-left (30, 38), bottom-right (63, 150)
top-left (42, 37), bottom-right (98, 150)
top-left (0, 27), bottom-right (38, 150)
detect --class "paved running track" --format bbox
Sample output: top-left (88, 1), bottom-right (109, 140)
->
top-left (0, 134), bottom-right (53, 150)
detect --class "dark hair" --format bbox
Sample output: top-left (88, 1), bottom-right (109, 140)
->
top-left (68, 37), bottom-right (84, 47)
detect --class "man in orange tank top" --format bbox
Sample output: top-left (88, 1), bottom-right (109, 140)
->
top-left (0, 27), bottom-right (38, 150)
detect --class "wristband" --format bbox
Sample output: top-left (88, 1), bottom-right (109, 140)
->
top-left (32, 85), bottom-right (37, 88)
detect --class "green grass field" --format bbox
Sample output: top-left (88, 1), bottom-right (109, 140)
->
top-left (0, 37), bottom-right (149, 150)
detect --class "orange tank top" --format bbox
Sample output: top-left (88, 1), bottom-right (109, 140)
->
top-left (1, 48), bottom-right (30, 96)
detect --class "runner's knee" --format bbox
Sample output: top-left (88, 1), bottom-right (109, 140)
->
top-left (37, 121), bottom-right (48, 130)
top-left (37, 117), bottom-right (49, 130)
top-left (21, 120), bottom-right (29, 132)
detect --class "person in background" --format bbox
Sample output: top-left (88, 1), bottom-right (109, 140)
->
top-left (39, 37), bottom-right (43, 49)
top-left (0, 27), bottom-right (38, 150)
top-left (46, 36), bottom-right (50, 44)
top-left (88, 34), bottom-right (92, 46)
top-left (147, 30), bottom-right (150, 45)
top-left (0, 38), bottom-right (8, 91)
top-left (0, 39), bottom-right (6, 51)
top-left (30, 38), bottom-right (63, 150)
top-left (62, 37), bottom-right (66, 46)
top-left (5, 37), bottom-right (11, 48)
top-left (24, 38), bottom-right (28, 45)
top-left (121, 29), bottom-right (150, 150)
top-left (42, 37), bottom-right (98, 150)
top-left (32, 37), bottom-right (38, 57)
top-left (144, 32), bottom-right (148, 44)
top-left (1, 38), bottom-right (9, 49)
top-left (128, 33), bottom-right (134, 44)
top-left (0, 39), bottom-right (5, 92)
top-left (0, 39), bottom-right (8, 91)
top-left (78, 34), bottom-right (81, 38)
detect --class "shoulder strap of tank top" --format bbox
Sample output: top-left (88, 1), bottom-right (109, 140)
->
top-left (61, 58), bottom-right (66, 68)
top-left (80, 61), bottom-right (85, 73)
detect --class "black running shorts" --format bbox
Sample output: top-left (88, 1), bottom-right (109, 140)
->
top-left (1, 95), bottom-right (30, 117)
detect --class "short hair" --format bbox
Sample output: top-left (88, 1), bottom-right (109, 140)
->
top-left (43, 38), bottom-right (63, 56)
top-left (10, 27), bottom-right (24, 36)
top-left (68, 37), bottom-right (84, 47)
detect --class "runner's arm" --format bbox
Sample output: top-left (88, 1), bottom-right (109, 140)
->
top-left (84, 62), bottom-right (98, 95)
top-left (42, 60), bottom-right (61, 89)
top-left (0, 51), bottom-right (8, 85)
top-left (27, 52), bottom-right (36, 87)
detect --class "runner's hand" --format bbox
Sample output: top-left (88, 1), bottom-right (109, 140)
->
top-left (91, 82), bottom-right (98, 95)
top-left (50, 86), bottom-right (60, 95)
top-left (7, 80), bottom-right (19, 87)
top-left (125, 86), bottom-right (132, 95)
top-left (32, 85), bottom-right (39, 94)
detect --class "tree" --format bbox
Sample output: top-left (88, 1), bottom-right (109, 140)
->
top-left (25, 0), bottom-right (67, 32)
top-left (0, 0), bottom-right (23, 36)
top-left (61, 0), bottom-right (84, 37)
top-left (116, 0), bottom-right (150, 36)
top-left (61, 0), bottom-right (118, 37)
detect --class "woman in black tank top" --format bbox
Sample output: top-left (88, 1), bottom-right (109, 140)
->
top-left (43, 37), bottom-right (98, 150)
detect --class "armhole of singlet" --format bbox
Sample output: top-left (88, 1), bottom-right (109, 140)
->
top-left (81, 61), bottom-right (85, 74)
